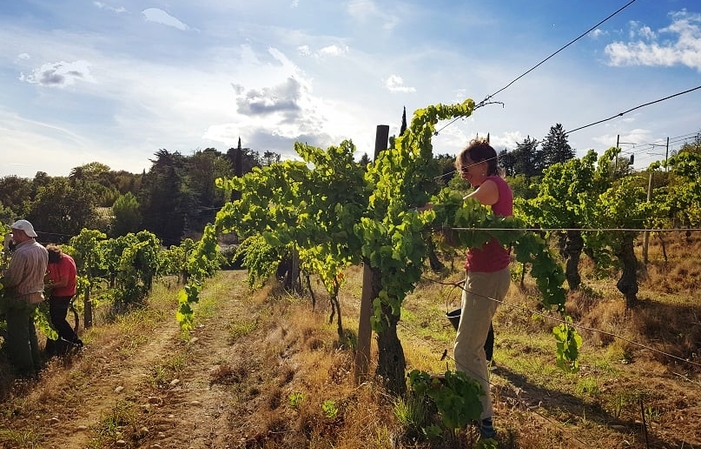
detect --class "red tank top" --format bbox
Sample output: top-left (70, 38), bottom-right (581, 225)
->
top-left (465, 176), bottom-right (513, 272)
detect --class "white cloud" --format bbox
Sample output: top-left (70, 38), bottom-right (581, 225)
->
top-left (298, 45), bottom-right (312, 57)
top-left (93, 2), bottom-right (126, 14)
top-left (296, 44), bottom-right (349, 58)
top-left (347, 0), bottom-right (399, 30)
top-left (142, 8), bottom-right (190, 31)
top-left (19, 60), bottom-right (96, 87)
top-left (605, 12), bottom-right (701, 71)
top-left (589, 29), bottom-right (607, 39)
top-left (385, 75), bottom-right (415, 93)
top-left (638, 25), bottom-right (656, 40)
top-left (319, 45), bottom-right (349, 56)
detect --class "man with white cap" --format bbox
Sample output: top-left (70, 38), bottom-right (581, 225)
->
top-left (1, 219), bottom-right (48, 377)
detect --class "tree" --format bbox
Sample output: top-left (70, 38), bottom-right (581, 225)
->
top-left (111, 192), bottom-right (142, 237)
top-left (357, 153), bottom-right (371, 170)
top-left (69, 162), bottom-right (120, 207)
top-left (262, 151), bottom-right (281, 166)
top-left (499, 148), bottom-right (516, 177)
top-left (507, 136), bottom-right (544, 178)
top-left (139, 150), bottom-right (195, 246)
top-left (541, 123), bottom-right (575, 168)
top-left (69, 228), bottom-right (108, 328)
top-left (28, 177), bottom-right (98, 239)
top-left (226, 141), bottom-right (262, 176)
top-left (585, 148), bottom-right (648, 307)
top-left (187, 148), bottom-right (234, 226)
top-left (0, 175), bottom-right (33, 219)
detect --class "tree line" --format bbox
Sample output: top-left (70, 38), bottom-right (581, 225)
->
top-left (0, 123), bottom-right (587, 247)
top-left (0, 141), bottom-right (278, 246)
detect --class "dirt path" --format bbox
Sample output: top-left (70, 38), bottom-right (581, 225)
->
top-left (1, 270), bottom-right (257, 449)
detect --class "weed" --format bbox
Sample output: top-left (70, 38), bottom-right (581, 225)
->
top-left (575, 377), bottom-right (600, 396)
top-left (0, 428), bottom-right (40, 448)
top-left (89, 399), bottom-right (140, 448)
top-left (289, 392), bottom-right (304, 408)
top-left (322, 399), bottom-right (338, 419)
top-left (229, 318), bottom-right (257, 341)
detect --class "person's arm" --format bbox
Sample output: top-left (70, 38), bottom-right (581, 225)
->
top-left (464, 179), bottom-right (499, 206)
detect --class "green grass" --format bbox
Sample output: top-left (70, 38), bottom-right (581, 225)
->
top-left (0, 428), bottom-right (41, 448)
top-left (88, 399), bottom-right (141, 449)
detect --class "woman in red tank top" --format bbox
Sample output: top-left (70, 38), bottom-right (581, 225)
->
top-left (452, 139), bottom-right (512, 440)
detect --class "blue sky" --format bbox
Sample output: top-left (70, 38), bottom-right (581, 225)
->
top-left (1, 0), bottom-right (700, 178)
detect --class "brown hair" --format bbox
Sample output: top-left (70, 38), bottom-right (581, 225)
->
top-left (47, 244), bottom-right (62, 264)
top-left (456, 138), bottom-right (500, 176)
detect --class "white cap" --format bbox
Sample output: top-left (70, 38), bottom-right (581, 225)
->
top-left (10, 219), bottom-right (38, 238)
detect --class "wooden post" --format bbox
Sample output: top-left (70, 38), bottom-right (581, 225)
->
top-left (354, 124), bottom-right (389, 384)
top-left (642, 170), bottom-right (653, 263)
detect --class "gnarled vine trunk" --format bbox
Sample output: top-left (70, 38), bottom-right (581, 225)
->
top-left (564, 230), bottom-right (583, 290)
top-left (376, 299), bottom-right (406, 396)
top-left (616, 232), bottom-right (639, 308)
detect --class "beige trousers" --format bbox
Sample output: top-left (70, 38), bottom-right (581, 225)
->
top-left (453, 267), bottom-right (511, 420)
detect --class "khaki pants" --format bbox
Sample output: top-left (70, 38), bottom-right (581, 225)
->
top-left (453, 268), bottom-right (511, 420)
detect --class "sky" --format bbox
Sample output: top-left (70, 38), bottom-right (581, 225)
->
top-left (1, 0), bottom-right (700, 179)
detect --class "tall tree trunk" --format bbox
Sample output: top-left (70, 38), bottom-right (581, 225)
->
top-left (564, 230), bottom-right (583, 290)
top-left (616, 232), bottom-right (639, 308)
top-left (376, 299), bottom-right (407, 397)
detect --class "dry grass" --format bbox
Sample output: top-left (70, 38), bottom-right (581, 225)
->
top-left (1, 232), bottom-right (700, 448)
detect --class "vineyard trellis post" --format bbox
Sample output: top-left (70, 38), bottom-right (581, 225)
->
top-left (643, 170), bottom-right (653, 263)
top-left (354, 124), bottom-right (389, 384)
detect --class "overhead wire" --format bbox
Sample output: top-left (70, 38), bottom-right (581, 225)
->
top-left (564, 84), bottom-right (701, 135)
top-left (434, 0), bottom-right (641, 136)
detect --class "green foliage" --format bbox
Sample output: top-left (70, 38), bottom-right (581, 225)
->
top-left (408, 369), bottom-right (483, 430)
top-left (176, 223), bottom-right (221, 332)
top-left (321, 399), bottom-right (339, 419)
top-left (70, 228), bottom-right (108, 326)
top-left (553, 317), bottom-right (583, 372)
top-left (28, 177), bottom-right (100, 236)
top-left (654, 151), bottom-right (701, 227)
top-left (110, 192), bottom-right (142, 237)
top-left (112, 231), bottom-right (162, 308)
top-left (234, 235), bottom-right (280, 289)
top-left (519, 150), bottom-right (599, 230)
top-left (0, 175), bottom-right (33, 218)
top-left (360, 101), bottom-right (476, 339)
top-left (289, 392), bottom-right (304, 408)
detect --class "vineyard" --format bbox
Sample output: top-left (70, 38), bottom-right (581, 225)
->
top-left (0, 100), bottom-right (700, 448)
